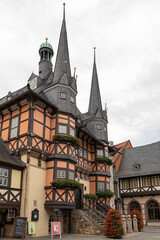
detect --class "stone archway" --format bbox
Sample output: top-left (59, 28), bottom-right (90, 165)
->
top-left (129, 200), bottom-right (141, 214)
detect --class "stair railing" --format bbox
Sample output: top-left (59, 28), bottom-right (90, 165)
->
top-left (96, 203), bottom-right (111, 216)
top-left (80, 200), bottom-right (106, 223)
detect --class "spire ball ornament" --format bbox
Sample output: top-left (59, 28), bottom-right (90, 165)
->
top-left (94, 47), bottom-right (96, 50)
top-left (63, 2), bottom-right (66, 6)
top-left (46, 37), bottom-right (48, 42)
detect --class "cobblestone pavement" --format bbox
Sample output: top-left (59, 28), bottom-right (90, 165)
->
top-left (2, 227), bottom-right (160, 240)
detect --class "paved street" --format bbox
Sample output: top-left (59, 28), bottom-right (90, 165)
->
top-left (1, 227), bottom-right (160, 240)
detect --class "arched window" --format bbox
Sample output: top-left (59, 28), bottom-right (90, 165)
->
top-left (48, 216), bottom-right (54, 234)
top-left (130, 201), bottom-right (141, 213)
top-left (148, 201), bottom-right (160, 220)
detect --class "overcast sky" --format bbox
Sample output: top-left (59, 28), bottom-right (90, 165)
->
top-left (0, 0), bottom-right (160, 147)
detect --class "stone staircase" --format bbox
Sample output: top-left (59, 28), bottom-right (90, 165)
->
top-left (72, 209), bottom-right (104, 235)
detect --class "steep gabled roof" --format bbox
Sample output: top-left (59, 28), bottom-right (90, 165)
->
top-left (53, 4), bottom-right (71, 84)
top-left (116, 141), bottom-right (160, 178)
top-left (0, 138), bottom-right (25, 168)
top-left (113, 140), bottom-right (132, 172)
top-left (88, 48), bottom-right (102, 116)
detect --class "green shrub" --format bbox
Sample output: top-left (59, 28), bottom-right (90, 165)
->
top-left (96, 156), bottom-right (113, 165)
top-left (83, 194), bottom-right (98, 200)
top-left (51, 179), bottom-right (81, 189)
top-left (53, 134), bottom-right (81, 148)
top-left (96, 190), bottom-right (114, 198)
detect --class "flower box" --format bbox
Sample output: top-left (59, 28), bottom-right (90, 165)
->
top-left (53, 134), bottom-right (81, 148)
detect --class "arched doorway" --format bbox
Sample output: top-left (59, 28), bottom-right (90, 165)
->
top-left (130, 201), bottom-right (141, 213)
top-left (147, 201), bottom-right (160, 220)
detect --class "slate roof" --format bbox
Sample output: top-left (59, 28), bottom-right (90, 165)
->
top-left (0, 138), bottom-right (25, 168)
top-left (116, 141), bottom-right (160, 178)
top-left (88, 49), bottom-right (103, 117)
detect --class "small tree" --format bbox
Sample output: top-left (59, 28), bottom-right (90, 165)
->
top-left (130, 210), bottom-right (144, 231)
top-left (104, 209), bottom-right (124, 239)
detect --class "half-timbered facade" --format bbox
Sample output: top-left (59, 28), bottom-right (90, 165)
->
top-left (115, 141), bottom-right (160, 226)
top-left (0, 137), bottom-right (25, 236)
top-left (0, 4), bottom-right (114, 237)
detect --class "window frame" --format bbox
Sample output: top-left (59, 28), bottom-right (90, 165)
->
top-left (98, 182), bottom-right (105, 191)
top-left (96, 124), bottom-right (102, 130)
top-left (130, 178), bottom-right (137, 188)
top-left (68, 171), bottom-right (74, 180)
top-left (97, 149), bottom-right (103, 157)
top-left (10, 116), bottom-right (19, 138)
top-left (70, 127), bottom-right (75, 137)
top-left (60, 92), bottom-right (67, 100)
top-left (122, 179), bottom-right (129, 190)
top-left (143, 177), bottom-right (151, 187)
top-left (57, 170), bottom-right (66, 179)
top-left (58, 125), bottom-right (67, 134)
top-left (70, 96), bottom-right (75, 103)
top-left (0, 168), bottom-right (9, 187)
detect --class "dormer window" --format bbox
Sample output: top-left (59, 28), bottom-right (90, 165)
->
top-left (133, 163), bottom-right (140, 171)
top-left (60, 92), bottom-right (67, 99)
top-left (96, 124), bottom-right (102, 130)
top-left (70, 96), bottom-right (75, 103)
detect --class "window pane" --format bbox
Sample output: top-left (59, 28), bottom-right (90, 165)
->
top-left (4, 169), bottom-right (8, 177)
top-left (97, 149), bottom-right (103, 157)
top-left (96, 124), bottom-right (102, 130)
top-left (60, 92), bottom-right (67, 99)
top-left (3, 178), bottom-right (8, 187)
top-left (70, 96), bottom-right (74, 103)
top-left (70, 127), bottom-right (74, 136)
top-left (59, 125), bottom-right (67, 134)
top-left (57, 170), bottom-right (66, 179)
top-left (10, 127), bottom-right (18, 138)
top-left (98, 182), bottom-right (105, 190)
top-left (0, 169), bottom-right (3, 176)
top-left (0, 177), bottom-right (2, 185)
top-left (11, 116), bottom-right (18, 128)
top-left (68, 171), bottom-right (74, 180)
top-left (84, 150), bottom-right (87, 159)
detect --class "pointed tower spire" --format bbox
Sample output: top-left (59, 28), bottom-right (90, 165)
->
top-left (88, 47), bottom-right (103, 116)
top-left (53, 3), bottom-right (71, 83)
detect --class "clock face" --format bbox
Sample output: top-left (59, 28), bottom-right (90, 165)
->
top-left (29, 78), bottom-right (37, 90)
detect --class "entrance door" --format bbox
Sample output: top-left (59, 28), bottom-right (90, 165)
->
top-left (75, 189), bottom-right (81, 209)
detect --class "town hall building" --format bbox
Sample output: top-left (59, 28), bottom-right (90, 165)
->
top-left (0, 3), bottom-right (115, 237)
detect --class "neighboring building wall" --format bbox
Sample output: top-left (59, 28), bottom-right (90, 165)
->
top-left (20, 154), bottom-right (56, 237)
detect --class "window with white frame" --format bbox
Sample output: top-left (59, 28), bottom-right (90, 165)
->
top-left (96, 124), bottom-right (102, 130)
top-left (79, 148), bottom-right (83, 157)
top-left (0, 168), bottom-right (9, 187)
top-left (58, 125), bottom-right (67, 134)
top-left (98, 182), bottom-right (105, 190)
top-left (57, 170), bottom-right (66, 179)
top-left (97, 149), bottom-right (103, 157)
top-left (60, 92), bottom-right (67, 99)
top-left (10, 116), bottom-right (19, 138)
top-left (83, 150), bottom-right (87, 159)
top-left (68, 171), bottom-right (74, 180)
top-left (70, 127), bottom-right (74, 136)
top-left (70, 96), bottom-right (75, 103)
top-left (104, 127), bottom-right (107, 131)
top-left (106, 182), bottom-right (110, 190)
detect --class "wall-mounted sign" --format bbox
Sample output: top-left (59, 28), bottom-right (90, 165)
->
top-left (13, 217), bottom-right (27, 238)
top-left (8, 208), bottom-right (15, 218)
top-left (51, 222), bottom-right (61, 239)
top-left (28, 221), bottom-right (36, 235)
top-left (31, 209), bottom-right (39, 221)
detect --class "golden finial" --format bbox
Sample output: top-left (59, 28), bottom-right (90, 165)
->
top-left (32, 70), bottom-right (34, 73)
top-left (46, 37), bottom-right (48, 42)
top-left (51, 66), bottom-right (53, 69)
top-left (63, 3), bottom-right (66, 6)
top-left (94, 47), bottom-right (96, 50)
top-left (65, 61), bottom-right (67, 63)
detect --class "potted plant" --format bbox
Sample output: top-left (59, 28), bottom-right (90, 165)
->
top-left (53, 134), bottom-right (81, 148)
top-left (96, 156), bottom-right (113, 166)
